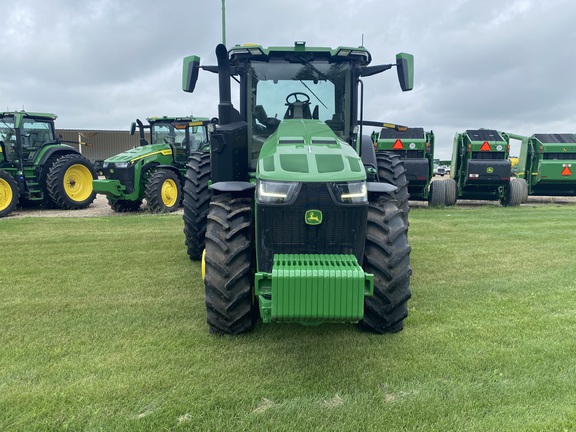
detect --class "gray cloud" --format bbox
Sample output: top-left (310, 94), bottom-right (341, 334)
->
top-left (2, 0), bottom-right (575, 159)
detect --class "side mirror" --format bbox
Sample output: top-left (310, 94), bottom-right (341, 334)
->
top-left (396, 53), bottom-right (414, 92)
top-left (129, 122), bottom-right (136, 136)
top-left (182, 55), bottom-right (201, 93)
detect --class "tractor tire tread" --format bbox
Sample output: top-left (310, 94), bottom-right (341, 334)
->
top-left (183, 152), bottom-right (212, 260)
top-left (360, 198), bottom-right (412, 334)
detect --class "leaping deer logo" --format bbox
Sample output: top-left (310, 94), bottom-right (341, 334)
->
top-left (305, 210), bottom-right (322, 225)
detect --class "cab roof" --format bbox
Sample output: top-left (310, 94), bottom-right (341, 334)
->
top-left (228, 42), bottom-right (372, 65)
top-left (1, 110), bottom-right (57, 120)
top-left (146, 116), bottom-right (210, 123)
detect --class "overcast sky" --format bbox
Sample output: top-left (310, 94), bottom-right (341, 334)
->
top-left (3, 0), bottom-right (576, 159)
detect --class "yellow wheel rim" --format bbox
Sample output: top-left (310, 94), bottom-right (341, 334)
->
top-left (161, 178), bottom-right (178, 207)
top-left (64, 164), bottom-right (93, 202)
top-left (201, 249), bottom-right (206, 280)
top-left (0, 178), bottom-right (13, 211)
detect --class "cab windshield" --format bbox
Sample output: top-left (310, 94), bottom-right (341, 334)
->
top-left (247, 60), bottom-right (351, 164)
top-left (22, 118), bottom-right (56, 152)
top-left (0, 117), bottom-right (55, 162)
top-left (151, 121), bottom-right (208, 153)
top-left (151, 122), bottom-right (188, 146)
top-left (0, 117), bottom-right (16, 145)
top-left (0, 116), bottom-right (17, 162)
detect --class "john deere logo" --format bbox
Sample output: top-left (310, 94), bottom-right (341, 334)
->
top-left (305, 210), bottom-right (322, 225)
top-left (486, 167), bottom-right (494, 174)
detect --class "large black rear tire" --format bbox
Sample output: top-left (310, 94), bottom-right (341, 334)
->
top-left (46, 154), bottom-right (97, 209)
top-left (0, 169), bottom-right (19, 218)
top-left (376, 152), bottom-right (410, 224)
top-left (359, 197), bottom-right (412, 333)
top-left (145, 169), bottom-right (182, 213)
top-left (183, 152), bottom-right (212, 260)
top-left (204, 194), bottom-right (257, 335)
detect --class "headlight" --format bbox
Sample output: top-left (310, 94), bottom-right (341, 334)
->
top-left (114, 162), bottom-right (131, 168)
top-left (256, 180), bottom-right (299, 204)
top-left (330, 181), bottom-right (368, 204)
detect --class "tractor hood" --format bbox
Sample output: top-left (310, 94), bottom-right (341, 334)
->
top-left (257, 120), bottom-right (365, 182)
top-left (103, 143), bottom-right (172, 164)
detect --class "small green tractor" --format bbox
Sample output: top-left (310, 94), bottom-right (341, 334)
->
top-left (0, 111), bottom-right (97, 218)
top-left (514, 132), bottom-right (576, 197)
top-left (441, 129), bottom-right (525, 206)
top-left (182, 42), bottom-right (414, 334)
top-left (93, 116), bottom-right (211, 212)
top-left (371, 127), bottom-right (438, 206)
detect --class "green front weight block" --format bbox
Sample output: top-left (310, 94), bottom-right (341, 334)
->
top-left (255, 254), bottom-right (373, 324)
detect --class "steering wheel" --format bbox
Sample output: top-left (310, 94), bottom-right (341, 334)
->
top-left (285, 92), bottom-right (311, 105)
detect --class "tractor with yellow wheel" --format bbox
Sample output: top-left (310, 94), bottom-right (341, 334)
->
top-left (93, 116), bottom-right (212, 213)
top-left (0, 111), bottom-right (97, 218)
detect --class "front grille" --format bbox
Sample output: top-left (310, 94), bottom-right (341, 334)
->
top-left (102, 165), bottom-right (135, 194)
top-left (257, 183), bottom-right (367, 273)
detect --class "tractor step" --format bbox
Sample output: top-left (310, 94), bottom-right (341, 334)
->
top-left (22, 180), bottom-right (44, 200)
top-left (255, 254), bottom-right (373, 324)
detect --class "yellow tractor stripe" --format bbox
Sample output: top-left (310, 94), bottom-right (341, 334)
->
top-left (130, 149), bottom-right (173, 164)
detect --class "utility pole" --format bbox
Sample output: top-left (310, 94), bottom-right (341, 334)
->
top-left (221, 0), bottom-right (226, 46)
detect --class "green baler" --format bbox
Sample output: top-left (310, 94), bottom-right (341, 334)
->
top-left (516, 133), bottom-right (576, 196)
top-left (442, 129), bottom-right (524, 206)
top-left (93, 116), bottom-right (211, 213)
top-left (0, 111), bottom-right (97, 217)
top-left (182, 42), bottom-right (414, 334)
top-left (372, 127), bottom-right (437, 205)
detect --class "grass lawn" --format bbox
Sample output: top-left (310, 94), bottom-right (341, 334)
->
top-left (1, 204), bottom-right (575, 431)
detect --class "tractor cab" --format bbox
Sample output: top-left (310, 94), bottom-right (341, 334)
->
top-left (0, 112), bottom-right (58, 165)
top-left (130, 116), bottom-right (210, 165)
top-left (184, 43), bottom-right (413, 180)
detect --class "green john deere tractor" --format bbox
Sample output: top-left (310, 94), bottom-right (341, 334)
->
top-left (515, 132), bottom-right (576, 197)
top-left (93, 116), bottom-right (211, 213)
top-left (441, 129), bottom-right (525, 206)
top-left (182, 42), bottom-right (414, 334)
top-left (371, 127), bottom-right (436, 207)
top-left (0, 111), bottom-right (97, 218)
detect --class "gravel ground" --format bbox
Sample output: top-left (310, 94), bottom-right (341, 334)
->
top-left (5, 191), bottom-right (574, 219)
top-left (6, 194), bottom-right (184, 219)
top-left (409, 194), bottom-right (576, 209)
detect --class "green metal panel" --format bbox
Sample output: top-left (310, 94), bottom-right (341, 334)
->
top-left (91, 178), bottom-right (125, 197)
top-left (535, 160), bottom-right (575, 183)
top-left (255, 254), bottom-right (373, 324)
top-left (257, 121), bottom-right (365, 182)
top-left (103, 143), bottom-right (173, 164)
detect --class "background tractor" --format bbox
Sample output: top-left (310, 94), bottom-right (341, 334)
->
top-left (371, 127), bottom-right (438, 207)
top-left (93, 116), bottom-right (211, 213)
top-left (514, 133), bottom-right (576, 197)
top-left (441, 129), bottom-right (525, 207)
top-left (0, 111), bottom-right (97, 218)
top-left (182, 42), bottom-right (414, 335)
